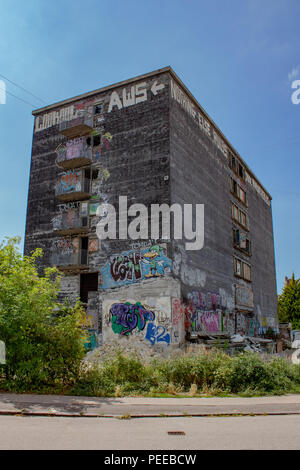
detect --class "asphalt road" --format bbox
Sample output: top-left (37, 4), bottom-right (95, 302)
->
top-left (0, 414), bottom-right (300, 450)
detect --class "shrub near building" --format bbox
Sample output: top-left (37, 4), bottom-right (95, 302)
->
top-left (0, 238), bottom-right (85, 392)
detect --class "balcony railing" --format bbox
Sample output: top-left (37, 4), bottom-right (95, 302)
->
top-left (51, 244), bottom-right (88, 270)
top-left (55, 170), bottom-right (90, 201)
top-left (59, 114), bottom-right (94, 139)
top-left (56, 138), bottom-right (93, 169)
top-left (53, 208), bottom-right (88, 236)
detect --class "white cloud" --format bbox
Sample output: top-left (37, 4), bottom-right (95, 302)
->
top-left (288, 66), bottom-right (300, 83)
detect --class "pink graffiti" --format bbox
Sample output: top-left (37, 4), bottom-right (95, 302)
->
top-left (201, 312), bottom-right (220, 332)
top-left (172, 298), bottom-right (184, 326)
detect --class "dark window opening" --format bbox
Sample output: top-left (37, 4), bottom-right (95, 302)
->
top-left (80, 272), bottom-right (98, 304)
top-left (81, 237), bottom-right (88, 264)
top-left (239, 163), bottom-right (245, 179)
top-left (81, 216), bottom-right (88, 227)
top-left (92, 169), bottom-right (98, 180)
top-left (94, 104), bottom-right (103, 115)
top-left (93, 135), bottom-right (101, 147)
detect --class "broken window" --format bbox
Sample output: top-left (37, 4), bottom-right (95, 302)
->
top-left (229, 151), bottom-right (245, 180)
top-left (92, 169), bottom-right (99, 180)
top-left (234, 257), bottom-right (252, 281)
top-left (80, 237), bottom-right (88, 265)
top-left (239, 163), bottom-right (245, 180)
top-left (80, 272), bottom-right (98, 304)
top-left (239, 187), bottom-right (246, 205)
top-left (233, 228), bottom-right (251, 255)
top-left (239, 209), bottom-right (248, 229)
top-left (231, 202), bottom-right (239, 222)
top-left (243, 262), bottom-right (251, 281)
top-left (94, 104), bottom-right (103, 115)
top-left (230, 178), bottom-right (247, 206)
top-left (93, 135), bottom-right (101, 147)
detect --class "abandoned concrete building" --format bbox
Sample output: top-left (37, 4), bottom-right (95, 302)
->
top-left (25, 66), bottom-right (278, 350)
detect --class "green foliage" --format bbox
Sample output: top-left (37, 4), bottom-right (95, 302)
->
top-left (278, 274), bottom-right (300, 329)
top-left (0, 237), bottom-right (85, 391)
top-left (72, 350), bottom-right (156, 396)
top-left (71, 349), bottom-right (300, 397)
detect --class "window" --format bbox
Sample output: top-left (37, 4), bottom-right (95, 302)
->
top-left (239, 209), bottom-right (248, 229)
top-left (239, 187), bottom-right (246, 204)
top-left (243, 262), bottom-right (252, 281)
top-left (238, 163), bottom-right (245, 180)
top-left (233, 228), bottom-right (251, 255)
top-left (230, 178), bottom-right (238, 196)
top-left (229, 151), bottom-right (245, 180)
top-left (231, 202), bottom-right (248, 229)
top-left (81, 237), bottom-right (88, 265)
top-left (231, 202), bottom-right (239, 222)
top-left (234, 257), bottom-right (252, 281)
top-left (230, 178), bottom-right (247, 206)
top-left (234, 258), bottom-right (242, 277)
top-left (94, 104), bottom-right (103, 115)
top-left (93, 134), bottom-right (101, 147)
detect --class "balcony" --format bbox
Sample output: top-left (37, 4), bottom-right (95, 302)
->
top-left (51, 239), bottom-right (88, 272)
top-left (56, 138), bottom-right (93, 169)
top-left (59, 114), bottom-right (94, 139)
top-left (53, 206), bottom-right (88, 236)
top-left (55, 169), bottom-right (91, 202)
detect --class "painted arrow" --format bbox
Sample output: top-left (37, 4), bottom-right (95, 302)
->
top-left (151, 81), bottom-right (165, 96)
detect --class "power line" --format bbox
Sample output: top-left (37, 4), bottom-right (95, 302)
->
top-left (0, 73), bottom-right (47, 105)
top-left (0, 85), bottom-right (40, 108)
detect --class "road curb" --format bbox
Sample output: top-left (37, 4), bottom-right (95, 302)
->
top-left (1, 410), bottom-right (300, 419)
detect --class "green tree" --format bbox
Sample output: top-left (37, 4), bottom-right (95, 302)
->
top-left (278, 274), bottom-right (300, 329)
top-left (0, 237), bottom-right (85, 391)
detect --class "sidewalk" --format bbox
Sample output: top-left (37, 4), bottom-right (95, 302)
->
top-left (0, 393), bottom-right (300, 418)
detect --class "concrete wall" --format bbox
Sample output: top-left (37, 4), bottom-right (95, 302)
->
top-left (169, 76), bottom-right (278, 334)
top-left (100, 277), bottom-right (183, 346)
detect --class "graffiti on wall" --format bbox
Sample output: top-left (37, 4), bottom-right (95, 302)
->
top-left (88, 239), bottom-right (98, 253)
top-left (56, 170), bottom-right (82, 195)
top-left (172, 298), bottom-right (184, 327)
top-left (110, 302), bottom-right (155, 336)
top-left (107, 80), bottom-right (165, 113)
top-left (101, 245), bottom-right (172, 289)
top-left (187, 291), bottom-right (224, 311)
top-left (184, 291), bottom-right (225, 333)
top-left (103, 297), bottom-right (172, 346)
top-left (52, 238), bottom-right (74, 256)
top-left (145, 323), bottom-right (170, 345)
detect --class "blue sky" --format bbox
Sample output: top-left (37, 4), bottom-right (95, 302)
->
top-left (0, 0), bottom-right (299, 292)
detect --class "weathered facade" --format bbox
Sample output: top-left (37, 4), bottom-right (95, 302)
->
top-left (25, 66), bottom-right (278, 349)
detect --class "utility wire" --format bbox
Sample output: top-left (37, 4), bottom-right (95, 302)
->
top-left (0, 85), bottom-right (40, 108)
top-left (0, 72), bottom-right (47, 105)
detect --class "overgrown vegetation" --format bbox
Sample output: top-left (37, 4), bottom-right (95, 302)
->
top-left (71, 350), bottom-right (300, 397)
top-left (0, 238), bottom-right (85, 392)
top-left (278, 273), bottom-right (300, 329)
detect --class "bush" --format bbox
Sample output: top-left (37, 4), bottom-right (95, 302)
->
top-left (72, 350), bottom-right (156, 396)
top-left (0, 238), bottom-right (85, 391)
